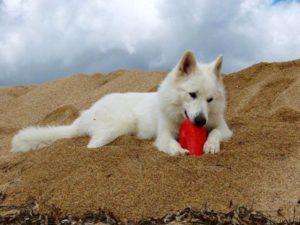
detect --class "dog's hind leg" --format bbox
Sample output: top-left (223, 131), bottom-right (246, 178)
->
top-left (87, 132), bottom-right (117, 149)
top-left (86, 128), bottom-right (125, 149)
top-left (85, 108), bottom-right (136, 149)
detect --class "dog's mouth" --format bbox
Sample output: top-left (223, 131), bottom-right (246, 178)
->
top-left (184, 110), bottom-right (189, 120)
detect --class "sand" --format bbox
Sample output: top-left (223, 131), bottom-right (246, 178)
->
top-left (0, 61), bottom-right (299, 220)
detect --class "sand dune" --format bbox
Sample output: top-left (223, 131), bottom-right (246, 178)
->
top-left (0, 60), bottom-right (299, 220)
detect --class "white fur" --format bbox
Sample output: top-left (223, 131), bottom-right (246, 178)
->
top-left (12, 50), bottom-right (232, 155)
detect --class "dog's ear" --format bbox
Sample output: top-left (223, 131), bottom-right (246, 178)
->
top-left (212, 55), bottom-right (223, 77)
top-left (177, 50), bottom-right (197, 76)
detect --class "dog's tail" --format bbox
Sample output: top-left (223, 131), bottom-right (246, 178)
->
top-left (11, 124), bottom-right (80, 152)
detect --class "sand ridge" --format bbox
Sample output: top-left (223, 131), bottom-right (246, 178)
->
top-left (0, 61), bottom-right (299, 220)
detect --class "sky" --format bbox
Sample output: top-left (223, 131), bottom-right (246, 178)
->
top-left (0, 0), bottom-right (300, 85)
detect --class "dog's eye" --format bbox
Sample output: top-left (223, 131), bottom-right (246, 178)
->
top-left (189, 92), bottom-right (197, 99)
top-left (207, 97), bottom-right (213, 103)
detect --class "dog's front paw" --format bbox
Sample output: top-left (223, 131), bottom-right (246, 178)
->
top-left (168, 140), bottom-right (189, 156)
top-left (155, 138), bottom-right (188, 156)
top-left (204, 137), bottom-right (220, 154)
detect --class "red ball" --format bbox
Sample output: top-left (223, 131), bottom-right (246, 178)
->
top-left (179, 119), bottom-right (207, 157)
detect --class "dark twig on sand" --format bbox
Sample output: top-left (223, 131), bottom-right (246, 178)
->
top-left (0, 199), bottom-right (299, 225)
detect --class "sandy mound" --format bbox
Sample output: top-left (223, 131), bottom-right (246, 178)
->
top-left (0, 61), bottom-right (299, 220)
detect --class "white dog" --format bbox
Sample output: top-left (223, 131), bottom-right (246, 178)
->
top-left (12, 51), bottom-right (232, 155)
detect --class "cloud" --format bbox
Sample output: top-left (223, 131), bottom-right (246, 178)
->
top-left (0, 0), bottom-right (300, 85)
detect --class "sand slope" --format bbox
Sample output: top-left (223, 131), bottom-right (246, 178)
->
top-left (0, 61), bottom-right (299, 220)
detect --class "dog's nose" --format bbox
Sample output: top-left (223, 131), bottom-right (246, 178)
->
top-left (194, 114), bottom-right (207, 127)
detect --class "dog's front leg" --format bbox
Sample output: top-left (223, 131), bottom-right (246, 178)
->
top-left (204, 118), bottom-right (232, 154)
top-left (155, 116), bottom-right (188, 156)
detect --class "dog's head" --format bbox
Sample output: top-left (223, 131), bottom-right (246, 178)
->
top-left (173, 51), bottom-right (225, 127)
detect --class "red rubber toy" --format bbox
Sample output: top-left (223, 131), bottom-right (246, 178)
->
top-left (179, 119), bottom-right (207, 157)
